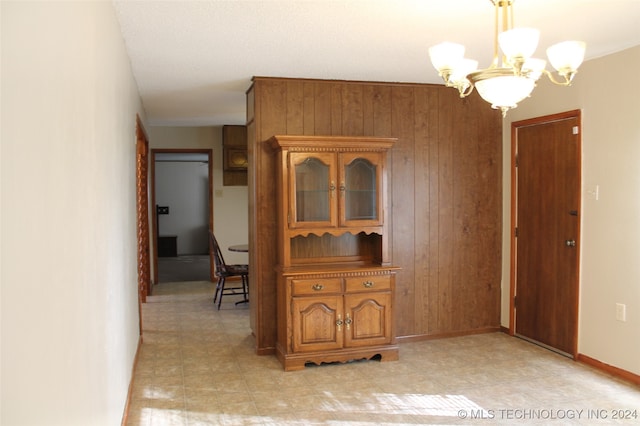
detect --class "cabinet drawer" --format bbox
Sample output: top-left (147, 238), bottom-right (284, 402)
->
top-left (291, 278), bottom-right (342, 296)
top-left (345, 275), bottom-right (391, 293)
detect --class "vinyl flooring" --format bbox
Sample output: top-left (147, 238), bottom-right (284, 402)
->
top-left (125, 281), bottom-right (640, 425)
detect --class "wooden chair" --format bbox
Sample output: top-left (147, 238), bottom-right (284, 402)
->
top-left (209, 231), bottom-right (249, 309)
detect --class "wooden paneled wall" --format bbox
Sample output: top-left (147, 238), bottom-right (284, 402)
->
top-left (247, 77), bottom-right (502, 354)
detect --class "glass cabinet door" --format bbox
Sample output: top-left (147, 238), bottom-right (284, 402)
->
top-left (340, 153), bottom-right (383, 227)
top-left (288, 152), bottom-right (338, 228)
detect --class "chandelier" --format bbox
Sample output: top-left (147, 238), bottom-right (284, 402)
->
top-left (428, 0), bottom-right (586, 117)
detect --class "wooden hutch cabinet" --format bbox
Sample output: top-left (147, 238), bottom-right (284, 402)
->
top-left (270, 135), bottom-right (400, 371)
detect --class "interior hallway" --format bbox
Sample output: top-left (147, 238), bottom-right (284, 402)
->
top-left (157, 255), bottom-right (211, 283)
top-left (126, 281), bottom-right (640, 425)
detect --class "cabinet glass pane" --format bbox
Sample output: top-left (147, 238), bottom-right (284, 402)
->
top-left (344, 158), bottom-right (377, 221)
top-left (295, 157), bottom-right (330, 222)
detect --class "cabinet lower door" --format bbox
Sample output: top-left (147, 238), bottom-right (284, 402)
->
top-left (344, 293), bottom-right (392, 347)
top-left (292, 296), bottom-right (344, 352)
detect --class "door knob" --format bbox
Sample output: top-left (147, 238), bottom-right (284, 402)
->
top-left (565, 240), bottom-right (576, 247)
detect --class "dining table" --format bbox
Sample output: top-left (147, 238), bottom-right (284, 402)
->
top-left (228, 244), bottom-right (248, 253)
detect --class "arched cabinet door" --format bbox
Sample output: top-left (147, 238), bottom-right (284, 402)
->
top-left (288, 152), bottom-right (338, 229)
top-left (339, 152), bottom-right (384, 228)
top-left (292, 295), bottom-right (343, 353)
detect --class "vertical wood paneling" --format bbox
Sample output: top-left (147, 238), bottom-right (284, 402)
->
top-left (330, 84), bottom-right (342, 135)
top-left (478, 102), bottom-right (502, 327)
top-left (342, 85), bottom-right (364, 136)
top-left (414, 86), bottom-right (438, 335)
top-left (363, 85), bottom-right (375, 136)
top-left (246, 87), bottom-right (255, 124)
top-left (314, 83), bottom-right (332, 135)
top-left (451, 98), bottom-right (479, 331)
top-left (303, 82), bottom-right (315, 135)
top-left (372, 86), bottom-right (392, 137)
top-left (254, 80), bottom-right (287, 350)
top-left (390, 86), bottom-right (416, 337)
top-left (436, 89), bottom-right (456, 333)
top-left (286, 81), bottom-right (304, 134)
top-left (427, 91), bottom-right (441, 334)
top-left (247, 84), bottom-right (259, 337)
top-left (246, 119), bottom-right (257, 334)
top-left (249, 77), bottom-right (501, 354)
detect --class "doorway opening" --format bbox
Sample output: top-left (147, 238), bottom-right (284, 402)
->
top-left (151, 149), bottom-right (214, 287)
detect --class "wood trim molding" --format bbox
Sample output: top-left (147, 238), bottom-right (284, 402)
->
top-left (396, 327), bottom-right (502, 343)
top-left (121, 336), bottom-right (143, 426)
top-left (577, 353), bottom-right (640, 386)
top-left (509, 120), bottom-right (518, 334)
top-left (269, 135), bottom-right (397, 151)
top-left (251, 75), bottom-right (446, 89)
top-left (135, 115), bottom-right (150, 307)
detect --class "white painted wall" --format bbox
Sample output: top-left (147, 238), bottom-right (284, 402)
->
top-left (1, 1), bottom-right (144, 425)
top-left (155, 161), bottom-right (210, 254)
top-left (148, 126), bottom-right (249, 265)
top-left (500, 46), bottom-right (640, 375)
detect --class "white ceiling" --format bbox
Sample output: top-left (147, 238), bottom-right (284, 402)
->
top-left (112, 0), bottom-right (640, 127)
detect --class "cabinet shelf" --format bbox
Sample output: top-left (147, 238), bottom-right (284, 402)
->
top-left (287, 228), bottom-right (383, 238)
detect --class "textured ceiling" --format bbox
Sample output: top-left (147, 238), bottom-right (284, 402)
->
top-left (112, 0), bottom-right (640, 126)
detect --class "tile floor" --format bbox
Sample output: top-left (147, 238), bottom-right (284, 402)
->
top-left (126, 281), bottom-right (640, 425)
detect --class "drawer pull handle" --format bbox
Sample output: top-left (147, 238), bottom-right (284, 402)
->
top-left (312, 284), bottom-right (324, 291)
top-left (362, 281), bottom-right (374, 288)
top-left (336, 314), bottom-right (343, 331)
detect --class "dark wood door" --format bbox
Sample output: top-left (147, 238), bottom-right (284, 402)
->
top-left (513, 111), bottom-right (581, 356)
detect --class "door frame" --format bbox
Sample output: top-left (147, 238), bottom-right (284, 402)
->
top-left (509, 109), bottom-right (582, 357)
top-left (150, 149), bottom-right (214, 285)
top-left (135, 115), bottom-right (150, 333)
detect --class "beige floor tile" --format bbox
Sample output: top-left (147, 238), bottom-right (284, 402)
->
top-left (126, 280), bottom-right (640, 426)
top-left (182, 372), bottom-right (217, 390)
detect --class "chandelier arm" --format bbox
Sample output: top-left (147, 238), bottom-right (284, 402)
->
top-left (541, 69), bottom-right (572, 86)
top-left (459, 83), bottom-right (475, 98)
